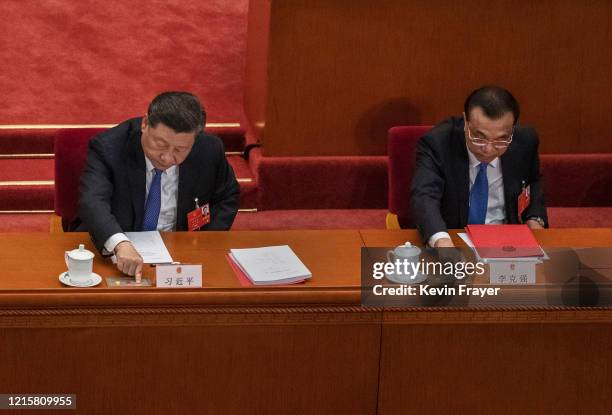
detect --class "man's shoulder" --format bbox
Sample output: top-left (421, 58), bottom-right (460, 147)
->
top-left (87, 117), bottom-right (141, 164)
top-left (514, 123), bottom-right (538, 142)
top-left (177, 131), bottom-right (226, 173)
top-left (507, 124), bottom-right (540, 156)
top-left (94, 117), bottom-right (141, 144)
top-left (191, 131), bottom-right (225, 155)
top-left (420, 116), bottom-right (463, 149)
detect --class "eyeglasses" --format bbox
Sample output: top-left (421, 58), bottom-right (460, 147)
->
top-left (466, 123), bottom-right (514, 149)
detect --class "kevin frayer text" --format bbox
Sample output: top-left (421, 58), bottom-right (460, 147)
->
top-left (372, 284), bottom-right (500, 297)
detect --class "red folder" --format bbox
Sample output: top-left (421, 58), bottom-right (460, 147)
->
top-left (466, 224), bottom-right (544, 258)
top-left (226, 254), bottom-right (254, 287)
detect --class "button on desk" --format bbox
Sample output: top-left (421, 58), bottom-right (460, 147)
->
top-left (0, 229), bottom-right (610, 414)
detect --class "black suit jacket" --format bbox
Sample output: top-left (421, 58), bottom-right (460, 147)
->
top-left (411, 116), bottom-right (547, 243)
top-left (76, 117), bottom-right (240, 252)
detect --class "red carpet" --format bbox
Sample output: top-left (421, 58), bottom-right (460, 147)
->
top-left (0, 214), bottom-right (52, 232)
top-left (232, 209), bottom-right (387, 230)
top-left (0, 130), bottom-right (55, 154)
top-left (0, 1), bottom-right (248, 124)
top-left (0, 159), bottom-right (53, 181)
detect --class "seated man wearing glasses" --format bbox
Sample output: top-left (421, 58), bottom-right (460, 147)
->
top-left (412, 85), bottom-right (547, 248)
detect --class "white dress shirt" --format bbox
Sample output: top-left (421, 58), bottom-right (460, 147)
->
top-left (103, 156), bottom-right (179, 253)
top-left (428, 147), bottom-right (506, 247)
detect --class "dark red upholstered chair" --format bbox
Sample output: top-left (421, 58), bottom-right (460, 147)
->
top-left (53, 128), bottom-right (108, 231)
top-left (386, 125), bottom-right (432, 229)
top-left (541, 153), bottom-right (612, 227)
top-left (540, 154), bottom-right (612, 207)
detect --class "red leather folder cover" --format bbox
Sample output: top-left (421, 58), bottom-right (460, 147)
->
top-left (226, 254), bottom-right (254, 287)
top-left (466, 224), bottom-right (544, 258)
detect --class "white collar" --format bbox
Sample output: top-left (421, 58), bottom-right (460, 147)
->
top-left (144, 156), bottom-right (177, 175)
top-left (466, 146), bottom-right (500, 169)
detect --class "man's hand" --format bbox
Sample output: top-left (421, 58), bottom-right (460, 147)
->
top-left (114, 241), bottom-right (143, 282)
top-left (434, 238), bottom-right (455, 248)
top-left (526, 219), bottom-right (544, 230)
top-left (433, 237), bottom-right (465, 274)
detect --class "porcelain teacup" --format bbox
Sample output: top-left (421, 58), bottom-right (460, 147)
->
top-left (64, 244), bottom-right (95, 283)
top-left (385, 242), bottom-right (425, 284)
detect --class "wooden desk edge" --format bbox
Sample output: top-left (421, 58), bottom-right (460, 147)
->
top-left (0, 287), bottom-right (363, 308)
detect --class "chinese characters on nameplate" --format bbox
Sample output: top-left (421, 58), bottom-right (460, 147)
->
top-left (155, 264), bottom-right (202, 288)
top-left (488, 261), bottom-right (536, 284)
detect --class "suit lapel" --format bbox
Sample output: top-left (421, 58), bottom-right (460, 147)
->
top-left (451, 124), bottom-right (470, 227)
top-left (177, 151), bottom-right (199, 231)
top-left (127, 131), bottom-right (146, 231)
top-left (501, 145), bottom-right (519, 223)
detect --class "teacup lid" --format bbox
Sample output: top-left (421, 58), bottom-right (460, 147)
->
top-left (69, 244), bottom-right (94, 260)
top-left (395, 241), bottom-right (421, 256)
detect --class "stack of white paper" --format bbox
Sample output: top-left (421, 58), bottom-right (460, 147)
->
top-left (229, 245), bottom-right (311, 285)
top-left (112, 231), bottom-right (173, 264)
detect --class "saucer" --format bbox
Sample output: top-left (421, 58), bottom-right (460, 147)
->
top-left (59, 272), bottom-right (102, 288)
top-left (385, 271), bottom-right (428, 285)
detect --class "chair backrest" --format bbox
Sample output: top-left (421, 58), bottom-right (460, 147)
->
top-left (387, 125), bottom-right (432, 228)
top-left (541, 153), bottom-right (612, 207)
top-left (54, 128), bottom-right (107, 230)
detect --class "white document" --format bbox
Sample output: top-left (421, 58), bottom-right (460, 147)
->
top-left (229, 245), bottom-right (311, 285)
top-left (112, 231), bottom-right (173, 264)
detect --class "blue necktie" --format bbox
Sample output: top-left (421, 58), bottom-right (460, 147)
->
top-left (142, 169), bottom-right (162, 231)
top-left (468, 163), bottom-right (489, 224)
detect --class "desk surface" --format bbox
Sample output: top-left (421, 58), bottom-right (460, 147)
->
top-left (0, 230), bottom-right (365, 306)
top-left (1, 229), bottom-right (610, 415)
top-left (360, 228), bottom-right (612, 247)
top-left (1, 228), bottom-right (611, 307)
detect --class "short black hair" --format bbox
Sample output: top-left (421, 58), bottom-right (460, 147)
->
top-left (464, 86), bottom-right (520, 124)
top-left (147, 91), bottom-right (205, 134)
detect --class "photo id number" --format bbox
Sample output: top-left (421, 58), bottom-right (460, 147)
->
top-left (0, 394), bottom-right (75, 409)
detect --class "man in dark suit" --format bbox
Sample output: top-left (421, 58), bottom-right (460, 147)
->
top-left (411, 86), bottom-right (547, 247)
top-left (78, 91), bottom-right (240, 278)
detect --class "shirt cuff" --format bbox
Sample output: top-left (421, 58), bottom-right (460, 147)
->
top-left (428, 231), bottom-right (451, 248)
top-left (103, 233), bottom-right (129, 254)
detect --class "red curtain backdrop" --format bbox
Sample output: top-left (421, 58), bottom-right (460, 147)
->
top-left (0, 0), bottom-right (248, 124)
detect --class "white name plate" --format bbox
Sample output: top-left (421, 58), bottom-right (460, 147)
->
top-left (156, 264), bottom-right (202, 288)
top-left (488, 260), bottom-right (536, 285)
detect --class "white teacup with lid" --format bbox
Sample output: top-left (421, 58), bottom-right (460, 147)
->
top-left (385, 241), bottom-right (426, 284)
top-left (64, 244), bottom-right (95, 283)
